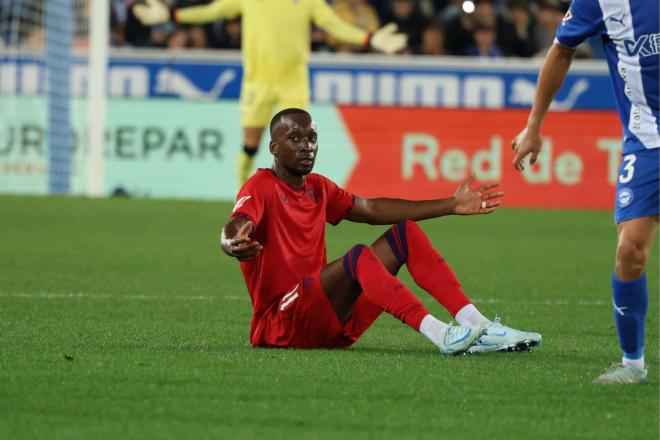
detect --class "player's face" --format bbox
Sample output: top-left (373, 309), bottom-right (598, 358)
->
top-left (272, 114), bottom-right (318, 177)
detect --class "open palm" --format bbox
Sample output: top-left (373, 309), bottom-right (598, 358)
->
top-left (453, 175), bottom-right (504, 215)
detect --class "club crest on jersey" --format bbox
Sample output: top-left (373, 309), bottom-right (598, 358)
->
top-left (233, 195), bottom-right (251, 212)
top-left (617, 188), bottom-right (633, 208)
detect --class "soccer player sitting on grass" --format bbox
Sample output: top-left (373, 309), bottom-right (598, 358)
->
top-left (221, 108), bottom-right (542, 354)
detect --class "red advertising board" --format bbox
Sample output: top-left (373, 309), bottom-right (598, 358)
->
top-left (339, 106), bottom-right (622, 210)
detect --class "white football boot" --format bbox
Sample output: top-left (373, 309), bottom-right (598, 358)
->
top-left (437, 323), bottom-right (485, 355)
top-left (593, 363), bottom-right (648, 384)
top-left (466, 316), bottom-right (542, 353)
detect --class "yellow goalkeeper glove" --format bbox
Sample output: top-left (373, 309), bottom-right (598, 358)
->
top-left (369, 23), bottom-right (407, 55)
top-left (133, 0), bottom-right (171, 26)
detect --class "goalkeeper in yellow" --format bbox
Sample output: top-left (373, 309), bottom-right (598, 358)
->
top-left (135, 0), bottom-right (407, 187)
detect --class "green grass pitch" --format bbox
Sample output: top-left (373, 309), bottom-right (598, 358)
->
top-left (1, 195), bottom-right (657, 439)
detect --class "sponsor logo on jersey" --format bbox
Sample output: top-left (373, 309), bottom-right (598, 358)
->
top-left (617, 188), bottom-right (633, 208)
top-left (624, 33), bottom-right (660, 57)
top-left (233, 195), bottom-right (251, 212)
top-left (607, 14), bottom-right (625, 26)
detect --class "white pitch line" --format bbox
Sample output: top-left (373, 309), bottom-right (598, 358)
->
top-left (0, 292), bottom-right (612, 306)
top-left (473, 298), bottom-right (611, 307)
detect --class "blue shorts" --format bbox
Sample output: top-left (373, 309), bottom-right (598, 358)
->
top-left (614, 148), bottom-right (660, 224)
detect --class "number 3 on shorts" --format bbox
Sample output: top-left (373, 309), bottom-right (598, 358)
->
top-left (619, 154), bottom-right (636, 184)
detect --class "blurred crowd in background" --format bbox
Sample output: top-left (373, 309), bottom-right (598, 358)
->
top-left (1, 0), bottom-right (601, 59)
top-left (111, 0), bottom-right (599, 58)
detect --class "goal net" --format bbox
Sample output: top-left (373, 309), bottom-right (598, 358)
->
top-left (0, 0), bottom-right (107, 196)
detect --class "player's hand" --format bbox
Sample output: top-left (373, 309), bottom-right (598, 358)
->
top-left (225, 222), bottom-right (263, 261)
top-left (511, 126), bottom-right (542, 171)
top-left (133, 0), bottom-right (170, 26)
top-left (452, 175), bottom-right (504, 215)
top-left (370, 23), bottom-right (407, 55)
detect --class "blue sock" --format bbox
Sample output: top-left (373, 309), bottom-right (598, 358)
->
top-left (611, 272), bottom-right (648, 360)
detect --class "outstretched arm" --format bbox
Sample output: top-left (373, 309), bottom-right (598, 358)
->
top-left (176, 0), bottom-right (241, 24)
top-left (221, 216), bottom-right (263, 261)
top-left (511, 43), bottom-right (575, 170)
top-left (311, 0), bottom-right (406, 54)
top-left (133, 0), bottom-right (241, 26)
top-left (346, 176), bottom-right (503, 225)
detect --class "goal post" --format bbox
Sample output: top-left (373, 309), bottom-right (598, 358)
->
top-left (45, 0), bottom-right (73, 194)
top-left (86, 0), bottom-right (108, 197)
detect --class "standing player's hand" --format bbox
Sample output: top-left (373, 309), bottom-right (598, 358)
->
top-left (223, 221), bottom-right (263, 261)
top-left (511, 126), bottom-right (543, 171)
top-left (370, 23), bottom-right (407, 55)
top-left (133, 0), bottom-right (170, 26)
top-left (452, 175), bottom-right (504, 215)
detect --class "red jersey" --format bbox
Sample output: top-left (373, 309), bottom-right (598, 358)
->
top-left (230, 168), bottom-right (355, 344)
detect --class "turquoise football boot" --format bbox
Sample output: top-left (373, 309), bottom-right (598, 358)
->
top-left (438, 323), bottom-right (485, 355)
top-left (466, 316), bottom-right (542, 353)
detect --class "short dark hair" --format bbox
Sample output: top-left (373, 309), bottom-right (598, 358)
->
top-left (269, 108), bottom-right (310, 136)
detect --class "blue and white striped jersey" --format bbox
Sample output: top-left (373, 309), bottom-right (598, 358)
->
top-left (555, 0), bottom-right (659, 153)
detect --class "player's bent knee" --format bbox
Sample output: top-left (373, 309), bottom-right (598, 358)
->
top-left (403, 220), bottom-right (428, 240)
top-left (616, 240), bottom-right (649, 278)
top-left (396, 219), bottom-right (418, 233)
top-left (401, 219), bottom-right (416, 228)
top-left (385, 221), bottom-right (413, 264)
top-left (351, 243), bottom-right (368, 254)
top-left (342, 244), bottom-right (370, 281)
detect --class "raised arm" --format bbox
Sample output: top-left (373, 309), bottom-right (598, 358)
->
top-left (220, 216), bottom-right (263, 261)
top-left (176, 0), bottom-right (241, 24)
top-left (511, 43), bottom-right (576, 170)
top-left (310, 0), bottom-right (406, 54)
top-left (346, 176), bottom-right (503, 225)
top-left (133, 0), bottom-right (241, 26)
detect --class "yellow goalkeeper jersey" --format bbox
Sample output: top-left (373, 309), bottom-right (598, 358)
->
top-left (177, 0), bottom-right (368, 84)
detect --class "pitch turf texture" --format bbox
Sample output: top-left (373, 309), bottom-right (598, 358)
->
top-left (1, 195), bottom-right (658, 439)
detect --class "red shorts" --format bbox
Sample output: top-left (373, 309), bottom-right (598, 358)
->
top-left (251, 270), bottom-right (382, 349)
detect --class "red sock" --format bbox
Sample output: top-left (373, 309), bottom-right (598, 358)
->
top-left (343, 244), bottom-right (429, 331)
top-left (384, 220), bottom-right (472, 316)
